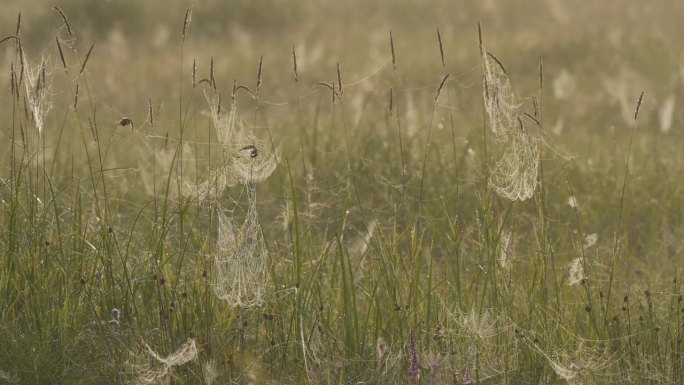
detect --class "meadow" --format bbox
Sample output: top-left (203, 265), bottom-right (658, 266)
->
top-left (1, 1), bottom-right (684, 384)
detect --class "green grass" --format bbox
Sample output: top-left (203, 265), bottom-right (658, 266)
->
top-left (1, 2), bottom-right (684, 384)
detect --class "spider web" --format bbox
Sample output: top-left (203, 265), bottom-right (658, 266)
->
top-left (183, 94), bottom-right (280, 202)
top-left (213, 186), bottom-right (267, 308)
top-left (482, 51), bottom-right (521, 143)
top-left (489, 118), bottom-right (540, 201)
top-left (480, 42), bottom-right (541, 201)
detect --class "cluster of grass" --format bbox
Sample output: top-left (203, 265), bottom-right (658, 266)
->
top-left (1, 4), bottom-right (684, 385)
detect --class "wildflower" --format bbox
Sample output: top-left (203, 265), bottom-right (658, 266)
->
top-left (461, 371), bottom-right (473, 385)
top-left (109, 308), bottom-right (120, 326)
top-left (408, 333), bottom-right (420, 383)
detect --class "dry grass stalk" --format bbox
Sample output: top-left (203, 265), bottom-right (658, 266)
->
top-left (53, 7), bottom-right (73, 38)
top-left (79, 42), bottom-right (95, 75)
top-left (192, 59), bottom-right (196, 88)
top-left (336, 62), bottom-right (343, 99)
top-left (217, 92), bottom-right (222, 115)
top-left (255, 55), bottom-right (263, 97)
top-left (182, 7), bottom-right (192, 42)
top-left (437, 28), bottom-right (445, 67)
top-left (292, 44), bottom-right (298, 82)
top-left (55, 37), bottom-right (67, 73)
top-left (210, 57), bottom-right (216, 90)
top-left (538, 56), bottom-right (544, 91)
top-left (11, 65), bottom-right (17, 101)
top-left (73, 83), bottom-right (79, 111)
top-left (389, 30), bottom-right (396, 70)
top-left (634, 91), bottom-right (644, 120)
top-left (0, 35), bottom-right (20, 46)
top-left (15, 12), bottom-right (21, 36)
top-left (435, 74), bottom-right (449, 101)
top-left (148, 98), bottom-right (154, 127)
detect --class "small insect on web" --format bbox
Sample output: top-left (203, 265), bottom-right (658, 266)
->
top-left (118, 117), bottom-right (133, 129)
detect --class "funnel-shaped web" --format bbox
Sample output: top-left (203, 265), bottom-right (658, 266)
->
top-left (183, 94), bottom-right (280, 201)
top-left (23, 55), bottom-right (53, 136)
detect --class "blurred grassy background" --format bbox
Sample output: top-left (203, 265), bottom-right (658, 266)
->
top-left (3, 0), bottom-right (684, 107)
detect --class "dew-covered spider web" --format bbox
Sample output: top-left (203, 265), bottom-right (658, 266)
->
top-left (482, 51), bottom-right (520, 143)
top-left (489, 117), bottom-right (540, 201)
top-left (214, 185), bottom-right (267, 308)
top-left (183, 93), bottom-right (280, 202)
top-left (481, 36), bottom-right (541, 201)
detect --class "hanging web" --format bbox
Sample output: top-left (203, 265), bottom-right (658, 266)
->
top-left (128, 338), bottom-right (198, 385)
top-left (213, 186), bottom-right (268, 308)
top-left (490, 117), bottom-right (540, 201)
top-left (23, 55), bottom-right (53, 136)
top-left (480, 36), bottom-right (540, 201)
top-left (482, 51), bottom-right (521, 143)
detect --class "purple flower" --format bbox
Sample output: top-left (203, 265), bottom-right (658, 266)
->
top-left (461, 370), bottom-right (473, 385)
top-left (409, 333), bottom-right (420, 383)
